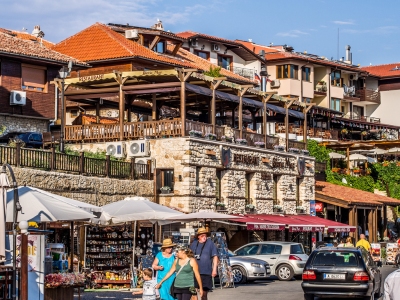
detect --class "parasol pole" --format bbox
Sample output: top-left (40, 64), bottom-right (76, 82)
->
top-left (131, 220), bottom-right (137, 287)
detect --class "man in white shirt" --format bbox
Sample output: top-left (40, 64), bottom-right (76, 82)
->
top-left (384, 269), bottom-right (400, 300)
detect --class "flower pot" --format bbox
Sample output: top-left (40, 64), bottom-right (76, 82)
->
top-left (161, 190), bottom-right (170, 194)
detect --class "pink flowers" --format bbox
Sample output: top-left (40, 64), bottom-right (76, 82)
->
top-left (45, 273), bottom-right (85, 288)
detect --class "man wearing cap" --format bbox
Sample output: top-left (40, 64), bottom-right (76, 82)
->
top-left (190, 228), bottom-right (218, 300)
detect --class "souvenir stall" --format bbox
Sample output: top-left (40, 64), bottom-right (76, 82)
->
top-left (211, 232), bottom-right (234, 288)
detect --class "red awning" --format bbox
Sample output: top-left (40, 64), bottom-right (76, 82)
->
top-left (287, 215), bottom-right (356, 233)
top-left (232, 216), bottom-right (285, 231)
top-left (246, 214), bottom-right (324, 232)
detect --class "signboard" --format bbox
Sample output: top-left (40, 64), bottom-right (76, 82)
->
top-left (315, 202), bottom-right (324, 212)
top-left (327, 227), bottom-right (356, 233)
top-left (234, 154), bottom-right (259, 165)
top-left (298, 158), bottom-right (306, 177)
top-left (371, 243), bottom-right (381, 262)
top-left (310, 200), bottom-right (316, 216)
top-left (247, 223), bottom-right (285, 231)
top-left (220, 146), bottom-right (231, 168)
top-left (289, 225), bottom-right (324, 232)
top-left (386, 243), bottom-right (398, 264)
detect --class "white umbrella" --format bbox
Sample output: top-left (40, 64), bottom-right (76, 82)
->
top-left (6, 186), bottom-right (95, 222)
top-left (368, 148), bottom-right (387, 155)
top-left (329, 152), bottom-right (345, 159)
top-left (0, 170), bottom-right (10, 259)
top-left (388, 147), bottom-right (400, 154)
top-left (101, 196), bottom-right (184, 224)
top-left (349, 154), bottom-right (368, 161)
top-left (165, 210), bottom-right (242, 222)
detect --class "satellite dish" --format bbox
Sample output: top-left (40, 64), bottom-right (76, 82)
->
top-left (342, 178), bottom-right (347, 184)
top-left (130, 143), bottom-right (140, 155)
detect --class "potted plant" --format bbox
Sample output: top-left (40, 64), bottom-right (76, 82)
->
top-left (221, 136), bottom-right (233, 143)
top-left (254, 141), bottom-right (265, 148)
top-left (383, 161), bottom-right (389, 167)
top-left (296, 206), bottom-right (305, 213)
top-left (273, 204), bottom-right (283, 213)
top-left (361, 131), bottom-right (368, 136)
top-left (341, 128), bottom-right (348, 135)
top-left (245, 204), bottom-right (255, 213)
top-left (215, 202), bottom-right (226, 211)
top-left (288, 147), bottom-right (300, 154)
top-left (160, 186), bottom-right (171, 194)
top-left (236, 138), bottom-right (247, 145)
top-left (195, 186), bottom-right (202, 195)
top-left (204, 133), bottom-right (217, 141)
top-left (274, 145), bottom-right (285, 151)
top-left (332, 167), bottom-right (340, 173)
top-left (317, 80), bottom-right (326, 85)
top-left (366, 167), bottom-right (371, 175)
top-left (302, 149), bottom-right (310, 156)
top-left (353, 167), bottom-right (360, 173)
top-left (189, 130), bottom-right (203, 138)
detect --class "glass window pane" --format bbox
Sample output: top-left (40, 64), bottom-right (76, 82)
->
top-left (237, 245), bottom-right (259, 256)
top-left (277, 66), bottom-right (282, 78)
top-left (284, 65), bottom-right (289, 78)
top-left (274, 245), bottom-right (282, 254)
top-left (260, 244), bottom-right (274, 255)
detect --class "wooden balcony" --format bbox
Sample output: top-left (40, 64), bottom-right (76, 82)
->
top-left (355, 88), bottom-right (381, 104)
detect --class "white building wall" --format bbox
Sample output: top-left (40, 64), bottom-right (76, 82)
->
top-left (369, 90), bottom-right (400, 126)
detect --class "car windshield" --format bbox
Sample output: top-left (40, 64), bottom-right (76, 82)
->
top-left (312, 251), bottom-right (358, 267)
top-left (228, 250), bottom-right (235, 257)
top-left (290, 244), bottom-right (305, 254)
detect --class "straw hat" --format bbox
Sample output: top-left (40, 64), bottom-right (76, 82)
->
top-left (161, 238), bottom-right (176, 249)
top-left (196, 227), bottom-right (210, 237)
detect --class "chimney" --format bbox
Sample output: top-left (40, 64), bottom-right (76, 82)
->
top-left (345, 45), bottom-right (352, 64)
top-left (31, 25), bottom-right (44, 38)
top-left (151, 19), bottom-right (164, 31)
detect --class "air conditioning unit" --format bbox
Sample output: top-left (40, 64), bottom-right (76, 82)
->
top-left (350, 74), bottom-right (358, 81)
top-left (135, 157), bottom-right (154, 173)
top-left (270, 79), bottom-right (280, 88)
top-left (125, 29), bottom-right (139, 39)
top-left (106, 142), bottom-right (125, 158)
top-left (190, 39), bottom-right (198, 48)
top-left (127, 140), bottom-right (150, 157)
top-left (212, 44), bottom-right (220, 52)
top-left (10, 90), bottom-right (26, 105)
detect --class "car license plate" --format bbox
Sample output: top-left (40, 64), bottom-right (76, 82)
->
top-left (324, 273), bottom-right (345, 280)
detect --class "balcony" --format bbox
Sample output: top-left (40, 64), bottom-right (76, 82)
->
top-left (355, 88), bottom-right (381, 104)
top-left (225, 66), bottom-right (254, 81)
top-left (342, 113), bottom-right (381, 123)
top-left (275, 123), bottom-right (339, 141)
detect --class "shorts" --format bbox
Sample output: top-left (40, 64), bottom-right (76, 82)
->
top-left (194, 274), bottom-right (213, 291)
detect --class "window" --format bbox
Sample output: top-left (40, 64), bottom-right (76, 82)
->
top-left (290, 244), bottom-right (305, 254)
top-left (276, 64), bottom-right (298, 79)
top-left (273, 175), bottom-right (279, 205)
top-left (154, 41), bottom-right (165, 53)
top-left (217, 55), bottom-right (232, 70)
top-left (260, 244), bottom-right (274, 255)
top-left (331, 70), bottom-right (342, 87)
top-left (330, 98), bottom-right (341, 111)
top-left (302, 67), bottom-right (311, 81)
top-left (312, 251), bottom-right (358, 267)
top-left (21, 65), bottom-right (46, 92)
top-left (353, 105), bottom-right (364, 118)
top-left (70, 110), bottom-right (78, 117)
top-left (216, 170), bottom-right (222, 201)
top-left (194, 50), bottom-right (210, 60)
top-left (236, 245), bottom-right (259, 256)
top-left (245, 173), bottom-right (251, 206)
top-left (296, 178), bottom-right (300, 207)
top-left (162, 169), bottom-right (174, 191)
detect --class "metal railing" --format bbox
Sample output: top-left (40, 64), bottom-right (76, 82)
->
top-left (225, 66), bottom-right (255, 81)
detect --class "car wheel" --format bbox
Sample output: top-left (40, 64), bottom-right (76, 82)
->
top-left (231, 266), bottom-right (247, 284)
top-left (276, 264), bottom-right (294, 281)
top-left (304, 294), bottom-right (314, 300)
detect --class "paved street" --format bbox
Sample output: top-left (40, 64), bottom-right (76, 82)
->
top-left (75, 265), bottom-right (396, 300)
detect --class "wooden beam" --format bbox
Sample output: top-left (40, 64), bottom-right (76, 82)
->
top-left (181, 81), bottom-right (186, 136)
top-left (171, 42), bottom-right (183, 56)
top-left (303, 103), bottom-right (315, 142)
top-left (238, 87), bottom-right (250, 138)
top-left (152, 93), bottom-right (157, 121)
top-left (149, 36), bottom-right (161, 50)
top-left (285, 99), bottom-right (297, 151)
top-left (119, 84), bottom-right (125, 141)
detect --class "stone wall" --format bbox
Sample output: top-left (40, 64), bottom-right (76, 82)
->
top-left (10, 167), bottom-right (154, 206)
top-left (0, 115), bottom-right (49, 136)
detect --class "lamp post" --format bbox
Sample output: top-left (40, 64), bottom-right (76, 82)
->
top-left (58, 66), bottom-right (69, 153)
top-left (1, 164), bottom-right (22, 300)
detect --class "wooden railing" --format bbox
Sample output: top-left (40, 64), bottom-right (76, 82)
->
top-left (243, 132), bottom-right (264, 146)
top-left (356, 88), bottom-right (381, 104)
top-left (215, 125), bottom-right (225, 140)
top-left (0, 145), bottom-right (150, 180)
top-left (288, 140), bottom-right (307, 150)
top-left (185, 120), bottom-right (213, 137)
top-left (266, 135), bottom-right (279, 149)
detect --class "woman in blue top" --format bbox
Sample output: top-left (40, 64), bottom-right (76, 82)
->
top-left (152, 239), bottom-right (177, 300)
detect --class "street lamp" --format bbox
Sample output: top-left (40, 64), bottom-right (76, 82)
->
top-left (58, 66), bottom-right (69, 153)
top-left (1, 164), bottom-right (22, 300)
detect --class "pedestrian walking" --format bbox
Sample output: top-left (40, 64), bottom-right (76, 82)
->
top-left (190, 228), bottom-right (218, 300)
top-left (356, 234), bottom-right (371, 252)
top-left (133, 268), bottom-right (158, 300)
top-left (384, 268), bottom-right (400, 300)
top-left (152, 238), bottom-right (177, 300)
top-left (156, 245), bottom-right (203, 300)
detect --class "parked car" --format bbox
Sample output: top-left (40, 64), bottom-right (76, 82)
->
top-left (13, 132), bottom-right (43, 148)
top-left (228, 250), bottom-right (271, 284)
top-left (301, 246), bottom-right (382, 300)
top-left (233, 242), bottom-right (308, 281)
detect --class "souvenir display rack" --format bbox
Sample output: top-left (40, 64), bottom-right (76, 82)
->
top-left (85, 225), bottom-right (133, 289)
top-left (211, 232), bottom-right (234, 289)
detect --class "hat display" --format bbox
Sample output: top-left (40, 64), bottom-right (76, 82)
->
top-left (160, 238), bottom-right (176, 249)
top-left (196, 227), bottom-right (210, 237)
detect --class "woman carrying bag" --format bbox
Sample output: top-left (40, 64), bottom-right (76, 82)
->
top-left (156, 245), bottom-right (203, 300)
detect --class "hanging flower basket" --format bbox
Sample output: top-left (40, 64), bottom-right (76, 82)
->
top-left (274, 145), bottom-right (285, 151)
top-left (254, 142), bottom-right (265, 148)
top-left (236, 139), bottom-right (247, 145)
top-left (341, 128), bottom-right (348, 135)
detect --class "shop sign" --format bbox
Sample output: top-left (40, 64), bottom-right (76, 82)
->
top-left (220, 146), bottom-right (231, 167)
top-left (309, 200), bottom-right (316, 216)
top-left (234, 154), bottom-right (259, 165)
top-left (247, 223), bottom-right (285, 231)
top-left (48, 222), bottom-right (70, 229)
top-left (289, 225), bottom-right (324, 232)
top-left (78, 74), bottom-right (104, 82)
top-left (327, 227), bottom-right (355, 233)
top-left (315, 202), bottom-right (324, 212)
top-left (298, 158), bottom-right (305, 176)
top-left (142, 70), bottom-right (163, 76)
top-left (271, 157), bottom-right (296, 169)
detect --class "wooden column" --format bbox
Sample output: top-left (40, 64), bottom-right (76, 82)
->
top-left (119, 84), bottom-right (125, 141)
top-left (367, 209), bottom-right (373, 242)
top-left (285, 99), bottom-right (296, 151)
top-left (21, 234), bottom-right (28, 300)
top-left (70, 221), bottom-right (74, 272)
top-left (355, 206), bottom-right (359, 239)
top-left (383, 205), bottom-right (388, 238)
top-left (239, 93), bottom-right (243, 139)
top-left (96, 101), bottom-right (100, 124)
top-left (349, 206), bottom-right (355, 240)
top-left (152, 93), bottom-right (157, 121)
top-left (209, 80), bottom-right (223, 134)
top-left (180, 81), bottom-right (186, 136)
top-left (346, 147), bottom-right (350, 174)
top-left (303, 104), bottom-right (315, 142)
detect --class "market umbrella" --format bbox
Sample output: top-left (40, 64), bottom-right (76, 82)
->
top-left (329, 152), bottom-right (345, 159)
top-left (164, 210), bottom-right (242, 222)
top-left (368, 148), bottom-right (387, 155)
top-left (349, 154), bottom-right (368, 161)
top-left (6, 186), bottom-right (95, 222)
top-left (0, 169), bottom-right (10, 260)
top-left (388, 147), bottom-right (400, 154)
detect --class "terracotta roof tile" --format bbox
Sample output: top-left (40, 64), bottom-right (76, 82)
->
top-left (176, 31), bottom-right (238, 45)
top-left (0, 28), bottom-right (55, 48)
top-left (0, 30), bottom-right (87, 66)
top-left (361, 63), bottom-right (400, 78)
top-left (315, 181), bottom-right (400, 206)
top-left (235, 40), bottom-right (278, 54)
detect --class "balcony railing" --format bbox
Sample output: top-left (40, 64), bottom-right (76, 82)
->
top-left (355, 88), bottom-right (381, 104)
top-left (225, 66), bottom-right (254, 81)
top-left (288, 140), bottom-right (306, 150)
top-left (343, 114), bottom-right (381, 123)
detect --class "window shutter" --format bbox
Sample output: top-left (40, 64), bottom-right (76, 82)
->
top-left (22, 66), bottom-right (46, 89)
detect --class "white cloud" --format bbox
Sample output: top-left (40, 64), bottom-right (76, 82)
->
top-left (333, 20), bottom-right (355, 25)
top-left (276, 30), bottom-right (308, 38)
top-left (343, 26), bottom-right (398, 35)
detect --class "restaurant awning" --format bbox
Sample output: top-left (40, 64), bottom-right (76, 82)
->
top-left (232, 216), bottom-right (285, 231)
top-left (289, 215), bottom-right (356, 233)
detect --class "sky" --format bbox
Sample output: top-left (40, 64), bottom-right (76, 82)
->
top-left (1, 0), bottom-right (399, 67)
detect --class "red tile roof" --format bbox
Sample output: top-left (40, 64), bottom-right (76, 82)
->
top-left (176, 31), bottom-right (238, 45)
top-left (361, 63), bottom-right (400, 78)
top-left (0, 28), bottom-right (54, 48)
top-left (0, 30), bottom-right (88, 66)
top-left (235, 40), bottom-right (278, 54)
top-left (315, 181), bottom-right (400, 206)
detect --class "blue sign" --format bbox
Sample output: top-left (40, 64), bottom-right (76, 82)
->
top-left (310, 200), bottom-right (316, 216)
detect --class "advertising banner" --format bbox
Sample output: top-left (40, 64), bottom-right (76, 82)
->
top-left (309, 200), bottom-right (316, 216)
top-left (371, 243), bottom-right (381, 262)
top-left (386, 243), bottom-right (398, 264)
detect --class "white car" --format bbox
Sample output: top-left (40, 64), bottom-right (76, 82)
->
top-left (234, 242), bottom-right (308, 281)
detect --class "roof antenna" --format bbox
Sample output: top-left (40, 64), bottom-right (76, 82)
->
top-left (337, 28), bottom-right (339, 60)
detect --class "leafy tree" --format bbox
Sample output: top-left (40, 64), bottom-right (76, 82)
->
top-left (204, 66), bottom-right (222, 77)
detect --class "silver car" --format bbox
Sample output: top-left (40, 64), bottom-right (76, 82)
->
top-left (228, 251), bottom-right (271, 284)
top-left (233, 242), bottom-right (308, 281)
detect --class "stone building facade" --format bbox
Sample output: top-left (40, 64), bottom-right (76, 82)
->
top-left (150, 137), bottom-right (315, 214)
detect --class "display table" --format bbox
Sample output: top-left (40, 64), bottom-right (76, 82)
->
top-left (44, 286), bottom-right (74, 300)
